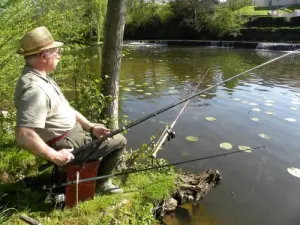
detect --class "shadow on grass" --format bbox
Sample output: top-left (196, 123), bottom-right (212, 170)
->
top-left (0, 173), bottom-right (56, 215)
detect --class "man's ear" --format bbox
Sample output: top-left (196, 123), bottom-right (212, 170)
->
top-left (40, 52), bottom-right (47, 62)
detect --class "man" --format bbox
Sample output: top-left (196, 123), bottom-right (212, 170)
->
top-left (14, 26), bottom-right (126, 194)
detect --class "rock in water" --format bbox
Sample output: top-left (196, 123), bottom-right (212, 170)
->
top-left (158, 169), bottom-right (222, 217)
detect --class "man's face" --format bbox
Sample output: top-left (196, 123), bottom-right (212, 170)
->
top-left (41, 48), bottom-right (61, 72)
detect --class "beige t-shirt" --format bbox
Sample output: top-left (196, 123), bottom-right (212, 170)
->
top-left (14, 66), bottom-right (76, 142)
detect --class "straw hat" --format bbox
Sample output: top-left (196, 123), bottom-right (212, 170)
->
top-left (16, 26), bottom-right (63, 56)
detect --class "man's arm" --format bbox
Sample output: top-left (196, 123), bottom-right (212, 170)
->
top-left (73, 109), bottom-right (94, 131)
top-left (15, 127), bottom-right (74, 166)
top-left (73, 109), bottom-right (110, 137)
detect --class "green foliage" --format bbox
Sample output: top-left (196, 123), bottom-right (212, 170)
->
top-left (54, 46), bottom-right (110, 124)
top-left (125, 0), bottom-right (246, 38)
top-left (208, 6), bottom-right (248, 37)
top-left (126, 1), bottom-right (173, 27)
top-left (0, 133), bottom-right (40, 183)
top-left (227, 0), bottom-right (251, 11)
top-left (0, 0), bottom-right (107, 136)
top-left (89, 0), bottom-right (107, 43)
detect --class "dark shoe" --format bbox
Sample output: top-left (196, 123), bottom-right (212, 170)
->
top-left (96, 180), bottom-right (123, 194)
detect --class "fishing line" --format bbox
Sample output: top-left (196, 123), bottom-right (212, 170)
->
top-left (232, 155), bottom-right (266, 205)
top-left (152, 69), bottom-right (209, 157)
top-left (44, 145), bottom-right (265, 190)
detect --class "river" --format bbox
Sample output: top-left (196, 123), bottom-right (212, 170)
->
top-left (86, 45), bottom-right (300, 225)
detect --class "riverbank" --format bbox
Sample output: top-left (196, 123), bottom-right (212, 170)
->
top-left (0, 133), bottom-right (221, 224)
top-left (124, 40), bottom-right (300, 51)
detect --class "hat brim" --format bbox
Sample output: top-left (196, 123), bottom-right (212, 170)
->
top-left (16, 41), bottom-right (64, 56)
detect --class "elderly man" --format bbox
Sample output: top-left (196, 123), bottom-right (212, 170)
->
top-left (14, 26), bottom-right (126, 194)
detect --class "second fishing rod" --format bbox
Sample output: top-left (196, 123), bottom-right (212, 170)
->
top-left (38, 49), bottom-right (299, 171)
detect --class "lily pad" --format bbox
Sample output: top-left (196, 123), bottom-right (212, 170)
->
top-left (249, 102), bottom-right (258, 106)
top-left (205, 117), bottom-right (216, 122)
top-left (265, 100), bottom-right (274, 103)
top-left (122, 87), bottom-right (132, 92)
top-left (128, 81), bottom-right (134, 86)
top-left (148, 86), bottom-right (155, 89)
top-left (159, 121), bottom-right (168, 125)
top-left (156, 81), bottom-right (163, 85)
top-left (143, 82), bottom-right (149, 86)
top-left (285, 118), bottom-right (297, 122)
top-left (252, 108), bottom-right (261, 112)
top-left (291, 101), bottom-right (300, 105)
top-left (265, 111), bottom-right (275, 115)
top-left (241, 100), bottom-right (248, 104)
top-left (258, 133), bottom-right (271, 139)
top-left (168, 90), bottom-right (176, 94)
top-left (186, 136), bottom-right (198, 142)
top-left (233, 98), bottom-right (240, 101)
top-left (290, 107), bottom-right (298, 110)
top-left (200, 94), bottom-right (207, 98)
top-left (238, 145), bottom-right (252, 153)
top-left (169, 87), bottom-right (175, 90)
top-left (135, 84), bottom-right (142, 87)
top-left (136, 89), bottom-right (144, 92)
top-left (265, 103), bottom-right (273, 106)
top-left (287, 167), bottom-right (300, 178)
top-left (119, 85), bottom-right (123, 88)
top-left (144, 92), bottom-right (152, 96)
top-left (219, 142), bottom-right (233, 150)
top-left (251, 117), bottom-right (259, 122)
top-left (181, 152), bottom-right (190, 156)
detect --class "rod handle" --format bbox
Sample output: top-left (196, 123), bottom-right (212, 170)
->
top-left (20, 215), bottom-right (42, 225)
top-left (152, 132), bottom-right (168, 158)
top-left (38, 162), bottom-right (52, 172)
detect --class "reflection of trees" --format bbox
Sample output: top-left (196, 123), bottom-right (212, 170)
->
top-left (81, 46), bottom-right (300, 107)
top-left (164, 48), bottom-right (262, 94)
top-left (120, 47), bottom-right (175, 91)
top-left (119, 47), bottom-right (290, 98)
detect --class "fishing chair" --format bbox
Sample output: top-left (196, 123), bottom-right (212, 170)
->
top-left (45, 160), bottom-right (99, 208)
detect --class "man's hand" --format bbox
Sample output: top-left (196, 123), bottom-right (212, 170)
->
top-left (52, 148), bottom-right (74, 166)
top-left (92, 126), bottom-right (111, 138)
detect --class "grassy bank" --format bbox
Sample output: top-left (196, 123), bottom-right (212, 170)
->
top-left (0, 133), bottom-right (177, 225)
top-left (237, 5), bottom-right (300, 15)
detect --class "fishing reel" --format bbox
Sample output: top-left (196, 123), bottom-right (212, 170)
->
top-left (167, 129), bottom-right (175, 141)
top-left (44, 188), bottom-right (66, 209)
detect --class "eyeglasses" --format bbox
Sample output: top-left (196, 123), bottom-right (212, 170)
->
top-left (43, 48), bottom-right (61, 57)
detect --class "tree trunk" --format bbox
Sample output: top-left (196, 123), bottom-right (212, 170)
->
top-left (100, 0), bottom-right (126, 129)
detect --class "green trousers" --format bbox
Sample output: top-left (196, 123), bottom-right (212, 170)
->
top-left (54, 123), bottom-right (126, 183)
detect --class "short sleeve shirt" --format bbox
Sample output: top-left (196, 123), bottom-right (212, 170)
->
top-left (14, 66), bottom-right (76, 142)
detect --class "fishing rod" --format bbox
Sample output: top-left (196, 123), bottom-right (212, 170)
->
top-left (43, 145), bottom-right (265, 190)
top-left (39, 49), bottom-right (299, 172)
top-left (152, 69), bottom-right (209, 158)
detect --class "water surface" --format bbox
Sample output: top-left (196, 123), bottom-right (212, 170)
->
top-left (93, 46), bottom-right (300, 225)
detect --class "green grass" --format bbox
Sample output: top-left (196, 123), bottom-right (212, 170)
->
top-left (0, 133), bottom-right (44, 183)
top-left (237, 5), bottom-right (300, 15)
top-left (2, 172), bottom-right (177, 225)
top-left (0, 133), bottom-right (177, 225)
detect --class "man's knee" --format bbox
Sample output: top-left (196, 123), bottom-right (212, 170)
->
top-left (115, 133), bottom-right (127, 148)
